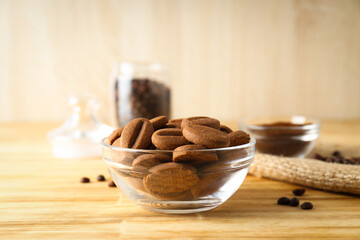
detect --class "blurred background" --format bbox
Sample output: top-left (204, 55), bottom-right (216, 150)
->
top-left (0, 0), bottom-right (359, 123)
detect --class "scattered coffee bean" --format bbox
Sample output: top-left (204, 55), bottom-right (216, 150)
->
top-left (312, 151), bottom-right (360, 165)
top-left (97, 175), bottom-right (106, 182)
top-left (332, 150), bottom-right (342, 158)
top-left (301, 202), bottom-right (313, 210)
top-left (289, 197), bottom-right (299, 207)
top-left (293, 188), bottom-right (306, 196)
top-left (108, 181), bottom-right (116, 188)
top-left (80, 177), bottom-right (90, 183)
top-left (277, 197), bottom-right (290, 205)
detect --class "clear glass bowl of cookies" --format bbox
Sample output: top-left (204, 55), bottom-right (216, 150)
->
top-left (101, 116), bottom-right (256, 214)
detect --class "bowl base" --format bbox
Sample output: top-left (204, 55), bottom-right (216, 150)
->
top-left (136, 198), bottom-right (223, 214)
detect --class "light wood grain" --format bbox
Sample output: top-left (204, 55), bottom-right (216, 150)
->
top-left (0, 121), bottom-right (359, 239)
top-left (0, 0), bottom-right (359, 122)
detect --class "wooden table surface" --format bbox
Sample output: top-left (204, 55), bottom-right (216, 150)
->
top-left (1, 121), bottom-right (360, 239)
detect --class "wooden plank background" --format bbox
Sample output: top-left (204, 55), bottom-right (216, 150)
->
top-left (0, 0), bottom-right (359, 122)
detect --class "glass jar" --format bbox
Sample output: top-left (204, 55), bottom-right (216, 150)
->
top-left (111, 62), bottom-right (171, 127)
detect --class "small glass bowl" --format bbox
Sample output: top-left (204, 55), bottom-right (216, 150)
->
top-left (101, 138), bottom-right (255, 214)
top-left (241, 116), bottom-right (320, 158)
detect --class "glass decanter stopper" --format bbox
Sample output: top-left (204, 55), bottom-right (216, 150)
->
top-left (47, 96), bottom-right (114, 158)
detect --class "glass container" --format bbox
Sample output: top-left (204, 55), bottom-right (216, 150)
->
top-left (48, 96), bottom-right (114, 158)
top-left (241, 116), bottom-right (320, 158)
top-left (101, 138), bottom-right (255, 214)
top-left (111, 62), bottom-right (171, 127)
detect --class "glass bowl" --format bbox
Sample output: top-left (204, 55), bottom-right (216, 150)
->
top-left (101, 138), bottom-right (255, 214)
top-left (241, 116), bottom-right (320, 158)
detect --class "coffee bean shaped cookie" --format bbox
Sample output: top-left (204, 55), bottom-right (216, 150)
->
top-left (150, 115), bottom-right (168, 130)
top-left (113, 152), bottom-right (134, 166)
top-left (183, 125), bottom-right (230, 149)
top-left (144, 173), bottom-right (199, 196)
top-left (228, 130), bottom-right (251, 146)
top-left (191, 172), bottom-right (231, 198)
top-left (152, 128), bottom-right (189, 150)
top-left (220, 125), bottom-right (233, 134)
top-left (144, 188), bottom-right (193, 200)
top-left (120, 118), bottom-right (154, 149)
top-left (132, 154), bottom-right (172, 177)
top-left (165, 118), bottom-right (183, 129)
top-left (149, 162), bottom-right (196, 175)
top-left (181, 116), bottom-right (220, 130)
top-left (125, 176), bottom-right (147, 193)
top-left (173, 145), bottom-right (218, 164)
top-left (109, 127), bottom-right (124, 145)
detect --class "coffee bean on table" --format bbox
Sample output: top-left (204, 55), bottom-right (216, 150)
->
top-left (108, 181), bottom-right (116, 188)
top-left (293, 188), bottom-right (306, 196)
top-left (277, 197), bottom-right (290, 205)
top-left (301, 202), bottom-right (313, 210)
top-left (97, 175), bottom-right (106, 182)
top-left (312, 151), bottom-right (360, 165)
top-left (313, 153), bottom-right (325, 160)
top-left (80, 177), bottom-right (90, 183)
top-left (289, 197), bottom-right (300, 207)
top-left (332, 150), bottom-right (343, 158)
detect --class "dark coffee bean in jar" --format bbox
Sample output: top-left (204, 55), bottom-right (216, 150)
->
top-left (115, 78), bottom-right (170, 127)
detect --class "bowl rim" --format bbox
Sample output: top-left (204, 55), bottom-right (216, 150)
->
top-left (101, 137), bottom-right (256, 153)
top-left (241, 115), bottom-right (321, 131)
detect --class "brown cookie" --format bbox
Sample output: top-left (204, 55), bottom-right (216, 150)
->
top-left (109, 127), bottom-right (124, 145)
top-left (183, 125), bottom-right (230, 149)
top-left (149, 162), bottom-right (196, 175)
top-left (132, 154), bottom-right (172, 177)
top-left (216, 148), bottom-right (249, 164)
top-left (120, 118), bottom-right (154, 149)
top-left (228, 130), bottom-right (251, 146)
top-left (150, 116), bottom-right (169, 130)
top-left (144, 173), bottom-right (199, 197)
top-left (220, 125), bottom-right (233, 134)
top-left (191, 172), bottom-right (231, 198)
top-left (144, 188), bottom-right (193, 200)
top-left (125, 176), bottom-right (147, 193)
top-left (173, 144), bottom-right (218, 164)
top-left (152, 128), bottom-right (189, 150)
top-left (181, 116), bottom-right (220, 130)
top-left (113, 151), bottom-right (134, 166)
top-left (165, 118), bottom-right (183, 128)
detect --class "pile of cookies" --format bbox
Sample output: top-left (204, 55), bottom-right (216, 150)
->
top-left (107, 116), bottom-right (251, 200)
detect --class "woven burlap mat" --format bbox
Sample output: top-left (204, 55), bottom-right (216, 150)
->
top-left (248, 142), bottom-right (360, 195)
